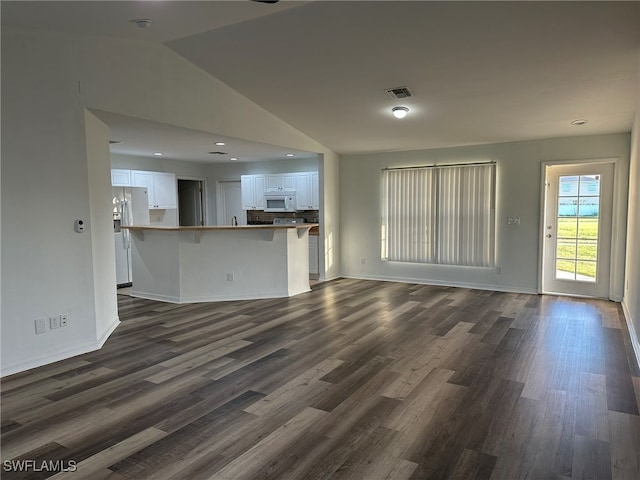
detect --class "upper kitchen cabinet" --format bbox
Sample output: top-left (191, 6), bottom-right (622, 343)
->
top-left (241, 174), bottom-right (266, 210)
top-left (266, 173), bottom-right (297, 192)
top-left (296, 172), bottom-right (320, 210)
top-left (131, 170), bottom-right (177, 209)
top-left (111, 169), bottom-right (132, 186)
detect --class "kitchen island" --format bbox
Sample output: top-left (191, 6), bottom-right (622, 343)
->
top-left (122, 224), bottom-right (318, 303)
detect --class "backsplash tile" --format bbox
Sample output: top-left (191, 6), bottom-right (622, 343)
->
top-left (246, 210), bottom-right (319, 225)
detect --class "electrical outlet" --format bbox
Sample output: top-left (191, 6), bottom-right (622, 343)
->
top-left (361, 258), bottom-right (366, 265)
top-left (496, 266), bottom-right (503, 274)
top-left (49, 315), bottom-right (60, 329)
top-left (60, 313), bottom-right (68, 327)
top-left (35, 318), bottom-right (46, 335)
top-left (226, 273), bottom-right (234, 282)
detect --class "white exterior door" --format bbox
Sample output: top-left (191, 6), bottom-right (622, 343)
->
top-left (542, 162), bottom-right (614, 298)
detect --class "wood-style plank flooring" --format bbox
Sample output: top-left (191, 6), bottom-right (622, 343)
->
top-left (2, 279), bottom-right (640, 479)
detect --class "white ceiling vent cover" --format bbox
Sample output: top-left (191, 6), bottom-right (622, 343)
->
top-left (385, 86), bottom-right (413, 99)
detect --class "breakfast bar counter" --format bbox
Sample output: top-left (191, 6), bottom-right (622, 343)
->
top-left (122, 224), bottom-right (318, 303)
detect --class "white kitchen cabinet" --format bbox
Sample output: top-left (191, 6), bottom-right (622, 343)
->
top-left (153, 172), bottom-right (178, 209)
top-left (266, 173), bottom-right (296, 192)
top-left (111, 169), bottom-right (131, 186)
top-left (131, 170), bottom-right (177, 209)
top-left (131, 170), bottom-right (154, 199)
top-left (295, 172), bottom-right (320, 210)
top-left (309, 234), bottom-right (319, 275)
top-left (241, 174), bottom-right (266, 210)
top-left (310, 172), bottom-right (319, 209)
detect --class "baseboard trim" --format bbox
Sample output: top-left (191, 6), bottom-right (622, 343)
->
top-left (97, 317), bottom-right (121, 348)
top-left (1, 317), bottom-right (121, 378)
top-left (341, 273), bottom-right (538, 295)
top-left (131, 289), bottom-right (310, 304)
top-left (319, 273), bottom-right (341, 283)
top-left (621, 300), bottom-right (640, 372)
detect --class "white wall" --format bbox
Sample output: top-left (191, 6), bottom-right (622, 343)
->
top-left (85, 111), bottom-right (120, 341)
top-left (2, 30), bottom-right (99, 374)
top-left (1, 27), bottom-right (339, 375)
top-left (340, 134), bottom-right (630, 297)
top-left (623, 107), bottom-right (640, 363)
top-left (321, 153), bottom-right (340, 280)
top-left (111, 154), bottom-right (212, 178)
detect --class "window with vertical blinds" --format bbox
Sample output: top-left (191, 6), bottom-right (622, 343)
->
top-left (381, 163), bottom-right (495, 267)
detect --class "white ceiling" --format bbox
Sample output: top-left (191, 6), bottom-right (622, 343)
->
top-left (3, 1), bottom-right (639, 160)
top-left (93, 110), bottom-right (318, 163)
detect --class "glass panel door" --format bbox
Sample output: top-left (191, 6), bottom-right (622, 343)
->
top-left (542, 163), bottom-right (613, 298)
top-left (555, 174), bottom-right (600, 282)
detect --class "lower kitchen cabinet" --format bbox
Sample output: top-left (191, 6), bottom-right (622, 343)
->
top-left (309, 235), bottom-right (319, 276)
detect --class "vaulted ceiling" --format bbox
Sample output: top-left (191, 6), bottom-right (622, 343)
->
top-left (3, 1), bottom-right (639, 159)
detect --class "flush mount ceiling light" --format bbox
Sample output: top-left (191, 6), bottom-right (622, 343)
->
top-left (153, 152), bottom-right (163, 156)
top-left (392, 106), bottom-right (409, 119)
top-left (571, 119), bottom-right (588, 126)
top-left (215, 142), bottom-right (226, 146)
top-left (131, 19), bottom-right (151, 29)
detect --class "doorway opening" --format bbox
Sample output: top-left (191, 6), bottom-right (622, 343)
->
top-left (178, 179), bottom-right (206, 226)
top-left (541, 162), bottom-right (614, 298)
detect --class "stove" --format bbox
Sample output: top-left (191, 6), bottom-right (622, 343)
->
top-left (273, 218), bottom-right (306, 225)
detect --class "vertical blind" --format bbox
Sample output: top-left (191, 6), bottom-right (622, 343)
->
top-left (382, 163), bottom-right (495, 267)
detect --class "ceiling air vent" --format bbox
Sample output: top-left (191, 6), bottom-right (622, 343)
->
top-left (208, 151), bottom-right (228, 155)
top-left (385, 86), bottom-right (413, 99)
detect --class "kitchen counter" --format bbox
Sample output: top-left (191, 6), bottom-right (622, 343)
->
top-left (121, 224), bottom-right (317, 303)
top-left (123, 224), bottom-right (317, 231)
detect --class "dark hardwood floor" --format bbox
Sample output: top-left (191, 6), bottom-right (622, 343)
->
top-left (2, 279), bottom-right (640, 479)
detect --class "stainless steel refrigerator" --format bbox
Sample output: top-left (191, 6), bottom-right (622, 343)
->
top-left (112, 187), bottom-right (150, 287)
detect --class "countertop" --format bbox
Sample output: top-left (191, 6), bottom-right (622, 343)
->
top-left (122, 224), bottom-right (319, 231)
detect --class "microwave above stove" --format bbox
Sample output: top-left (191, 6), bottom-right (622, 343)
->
top-left (264, 193), bottom-right (296, 212)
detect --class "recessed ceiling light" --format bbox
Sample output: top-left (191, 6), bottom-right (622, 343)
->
top-left (285, 153), bottom-right (295, 157)
top-left (571, 119), bottom-right (588, 126)
top-left (153, 152), bottom-right (163, 156)
top-left (215, 142), bottom-right (226, 146)
top-left (392, 106), bottom-right (409, 119)
top-left (230, 157), bottom-right (238, 161)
